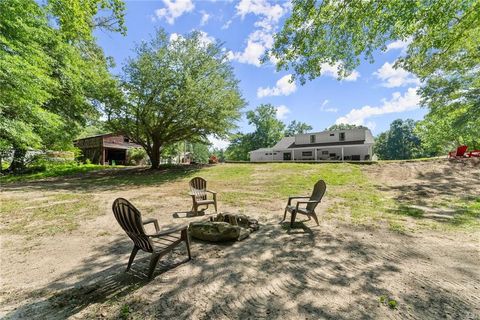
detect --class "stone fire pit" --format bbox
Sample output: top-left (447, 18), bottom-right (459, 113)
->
top-left (189, 213), bottom-right (259, 242)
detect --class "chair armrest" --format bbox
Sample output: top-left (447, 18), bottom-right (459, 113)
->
top-left (295, 200), bottom-right (320, 210)
top-left (143, 217), bottom-right (159, 232)
top-left (149, 224), bottom-right (188, 237)
top-left (206, 190), bottom-right (217, 194)
top-left (287, 196), bottom-right (310, 205)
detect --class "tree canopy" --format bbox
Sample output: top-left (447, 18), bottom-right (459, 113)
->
top-left (0, 0), bottom-right (126, 171)
top-left (106, 29), bottom-right (245, 169)
top-left (270, 0), bottom-right (480, 151)
top-left (375, 119), bottom-right (433, 160)
top-left (285, 120), bottom-right (312, 136)
top-left (327, 124), bottom-right (367, 131)
top-left (226, 104), bottom-right (299, 161)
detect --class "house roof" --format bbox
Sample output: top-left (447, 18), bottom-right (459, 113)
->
top-left (273, 137), bottom-right (295, 149)
top-left (103, 142), bottom-right (140, 150)
top-left (289, 140), bottom-right (367, 148)
top-left (73, 133), bottom-right (114, 141)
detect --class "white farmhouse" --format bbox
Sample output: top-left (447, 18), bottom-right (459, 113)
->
top-left (249, 128), bottom-right (375, 162)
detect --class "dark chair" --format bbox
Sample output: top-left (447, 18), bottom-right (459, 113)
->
top-left (112, 198), bottom-right (191, 279)
top-left (189, 177), bottom-right (217, 214)
top-left (282, 180), bottom-right (326, 228)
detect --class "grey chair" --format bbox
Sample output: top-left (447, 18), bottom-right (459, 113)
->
top-left (112, 198), bottom-right (191, 279)
top-left (282, 180), bottom-right (326, 228)
top-left (189, 177), bottom-right (217, 214)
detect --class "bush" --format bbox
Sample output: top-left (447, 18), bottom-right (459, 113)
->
top-left (127, 148), bottom-right (148, 166)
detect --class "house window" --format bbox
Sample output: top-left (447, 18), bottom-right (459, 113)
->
top-left (322, 151), bottom-right (329, 155)
top-left (310, 135), bottom-right (316, 143)
top-left (302, 151), bottom-right (313, 157)
top-left (339, 132), bottom-right (345, 141)
top-left (330, 133), bottom-right (335, 136)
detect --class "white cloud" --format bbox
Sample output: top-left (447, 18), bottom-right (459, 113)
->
top-left (209, 135), bottom-right (230, 150)
top-left (230, 30), bottom-right (273, 66)
top-left (320, 99), bottom-right (338, 112)
top-left (320, 63), bottom-right (360, 81)
top-left (374, 62), bottom-right (420, 88)
top-left (169, 31), bottom-right (214, 47)
top-left (257, 74), bottom-right (296, 97)
top-left (230, 0), bottom-right (290, 66)
top-left (236, 0), bottom-right (286, 23)
top-left (200, 11), bottom-right (210, 26)
top-left (221, 19), bottom-right (233, 30)
top-left (169, 33), bottom-right (180, 42)
top-left (321, 106), bottom-right (338, 113)
top-left (386, 38), bottom-right (412, 53)
top-left (275, 105), bottom-right (290, 119)
top-left (335, 87), bottom-right (420, 125)
top-left (197, 30), bottom-right (214, 46)
top-left (154, 0), bottom-right (194, 25)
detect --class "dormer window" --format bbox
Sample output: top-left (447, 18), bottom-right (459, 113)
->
top-left (339, 132), bottom-right (345, 141)
top-left (330, 133), bottom-right (335, 136)
top-left (124, 137), bottom-right (130, 143)
top-left (310, 135), bottom-right (316, 143)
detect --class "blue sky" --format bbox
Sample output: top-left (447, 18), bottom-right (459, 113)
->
top-left (95, 0), bottom-right (427, 149)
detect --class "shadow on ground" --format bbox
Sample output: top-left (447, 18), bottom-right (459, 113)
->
top-left (4, 217), bottom-right (478, 320)
top-left (376, 159), bottom-right (480, 227)
top-left (1, 165), bottom-right (203, 193)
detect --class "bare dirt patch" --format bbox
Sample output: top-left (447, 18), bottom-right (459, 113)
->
top-left (0, 161), bottom-right (479, 319)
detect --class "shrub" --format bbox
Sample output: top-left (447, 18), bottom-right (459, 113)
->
top-left (127, 148), bottom-right (148, 165)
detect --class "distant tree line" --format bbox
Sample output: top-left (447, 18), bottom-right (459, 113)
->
top-left (225, 104), bottom-right (312, 161)
top-left (375, 119), bottom-right (438, 160)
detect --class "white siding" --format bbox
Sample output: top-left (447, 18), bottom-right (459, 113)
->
top-left (295, 129), bottom-right (368, 145)
top-left (249, 150), bottom-right (283, 161)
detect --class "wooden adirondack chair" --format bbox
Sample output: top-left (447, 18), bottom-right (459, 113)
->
top-left (448, 145), bottom-right (468, 158)
top-left (112, 198), bottom-right (191, 279)
top-left (189, 177), bottom-right (218, 214)
top-left (282, 180), bottom-right (327, 228)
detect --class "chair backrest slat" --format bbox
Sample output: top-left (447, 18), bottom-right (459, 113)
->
top-left (190, 177), bottom-right (207, 200)
top-left (307, 180), bottom-right (327, 212)
top-left (112, 198), bottom-right (154, 253)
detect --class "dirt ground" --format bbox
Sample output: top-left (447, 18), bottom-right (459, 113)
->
top-left (0, 160), bottom-right (479, 319)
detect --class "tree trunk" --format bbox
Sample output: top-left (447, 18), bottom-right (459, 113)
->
top-left (8, 147), bottom-right (27, 173)
top-left (149, 141), bottom-right (161, 169)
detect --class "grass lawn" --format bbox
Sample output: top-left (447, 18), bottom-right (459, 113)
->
top-left (0, 160), bottom-right (479, 319)
top-left (0, 162), bottom-right (111, 183)
top-left (1, 161), bottom-right (478, 236)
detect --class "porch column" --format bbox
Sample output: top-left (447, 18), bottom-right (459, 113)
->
top-left (341, 147), bottom-right (344, 161)
top-left (292, 150), bottom-right (294, 161)
top-left (314, 148), bottom-right (317, 161)
top-left (102, 148), bottom-right (106, 165)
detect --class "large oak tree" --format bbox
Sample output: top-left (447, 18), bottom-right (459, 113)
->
top-left (106, 30), bottom-right (245, 169)
top-left (269, 0), bottom-right (479, 150)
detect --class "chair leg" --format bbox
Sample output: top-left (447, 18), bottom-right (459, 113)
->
top-left (183, 229), bottom-right (192, 260)
top-left (214, 200), bottom-right (218, 213)
top-left (311, 213), bottom-right (320, 226)
top-left (192, 202), bottom-right (198, 214)
top-left (126, 245), bottom-right (139, 272)
top-left (148, 252), bottom-right (161, 279)
top-left (281, 207), bottom-right (288, 223)
top-left (290, 210), bottom-right (297, 228)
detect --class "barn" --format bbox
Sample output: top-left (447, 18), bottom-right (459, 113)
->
top-left (74, 133), bottom-right (141, 165)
